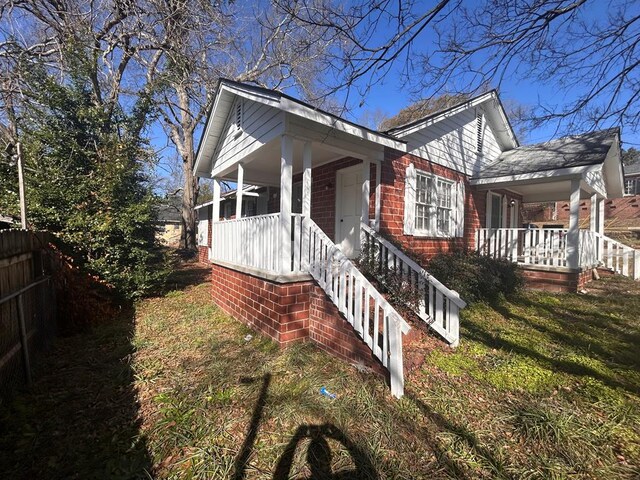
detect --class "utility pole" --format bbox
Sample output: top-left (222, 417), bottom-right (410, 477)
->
top-left (16, 141), bottom-right (27, 229)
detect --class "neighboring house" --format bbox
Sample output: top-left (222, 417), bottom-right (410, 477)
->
top-left (193, 79), bottom-right (632, 397)
top-left (0, 213), bottom-right (17, 230)
top-left (156, 196), bottom-right (183, 246)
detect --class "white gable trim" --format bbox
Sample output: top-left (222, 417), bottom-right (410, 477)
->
top-left (195, 80), bottom-right (406, 178)
top-left (386, 91), bottom-right (518, 150)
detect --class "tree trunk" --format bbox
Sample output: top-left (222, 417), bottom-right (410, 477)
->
top-left (180, 144), bottom-right (198, 250)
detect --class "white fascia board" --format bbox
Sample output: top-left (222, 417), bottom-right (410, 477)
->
top-left (390, 92), bottom-right (496, 137)
top-left (194, 200), bottom-right (214, 209)
top-left (193, 87), bottom-right (231, 178)
top-left (602, 135), bottom-right (624, 198)
top-left (470, 163), bottom-right (600, 187)
top-left (390, 91), bottom-right (518, 150)
top-left (279, 98), bottom-right (406, 151)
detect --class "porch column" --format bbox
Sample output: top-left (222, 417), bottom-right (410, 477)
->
top-left (302, 142), bottom-right (312, 218)
top-left (374, 161), bottom-right (381, 231)
top-left (566, 178), bottom-right (581, 269)
top-left (597, 198), bottom-right (605, 262)
top-left (361, 159), bottom-right (371, 225)
top-left (236, 163), bottom-right (244, 219)
top-left (302, 142), bottom-right (312, 270)
top-left (589, 193), bottom-right (597, 231)
top-left (212, 178), bottom-right (221, 222)
top-left (280, 135), bottom-right (293, 274)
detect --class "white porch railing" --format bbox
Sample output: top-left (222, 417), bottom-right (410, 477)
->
top-left (211, 213), bottom-right (307, 274)
top-left (305, 219), bottom-right (411, 397)
top-left (476, 228), bottom-right (570, 267)
top-left (361, 223), bottom-right (466, 347)
top-left (476, 228), bottom-right (639, 280)
top-left (596, 232), bottom-right (639, 279)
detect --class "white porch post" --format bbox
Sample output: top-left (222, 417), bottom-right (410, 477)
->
top-left (374, 161), bottom-right (382, 231)
top-left (280, 135), bottom-right (293, 273)
top-left (597, 198), bottom-right (605, 263)
top-left (236, 163), bottom-right (244, 219)
top-left (361, 159), bottom-right (371, 225)
top-left (589, 193), bottom-right (598, 232)
top-left (302, 142), bottom-right (312, 270)
top-left (302, 142), bottom-right (312, 218)
top-left (567, 178), bottom-right (581, 269)
top-left (212, 178), bottom-right (221, 222)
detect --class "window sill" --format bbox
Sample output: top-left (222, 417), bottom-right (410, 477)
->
top-left (411, 231), bottom-right (453, 239)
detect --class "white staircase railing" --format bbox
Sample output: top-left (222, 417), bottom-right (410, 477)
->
top-left (304, 219), bottom-right (411, 398)
top-left (596, 232), bottom-right (639, 280)
top-left (361, 224), bottom-right (466, 347)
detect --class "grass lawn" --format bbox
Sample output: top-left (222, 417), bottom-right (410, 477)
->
top-left (0, 265), bottom-right (639, 479)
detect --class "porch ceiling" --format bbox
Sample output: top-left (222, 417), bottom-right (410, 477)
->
top-left (495, 179), bottom-right (598, 202)
top-left (215, 137), bottom-right (356, 186)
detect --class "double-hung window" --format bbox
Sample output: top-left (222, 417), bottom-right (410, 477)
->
top-left (405, 164), bottom-right (463, 238)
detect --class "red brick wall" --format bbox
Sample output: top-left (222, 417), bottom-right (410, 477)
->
top-left (198, 246), bottom-right (209, 263)
top-left (209, 263), bottom-right (385, 373)
top-left (308, 287), bottom-right (386, 376)
top-left (378, 148), bottom-right (522, 260)
top-left (210, 263), bottom-right (312, 344)
top-left (519, 267), bottom-right (593, 293)
top-left (553, 196), bottom-right (640, 229)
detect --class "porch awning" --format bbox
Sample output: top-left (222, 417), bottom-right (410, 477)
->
top-left (470, 128), bottom-right (624, 201)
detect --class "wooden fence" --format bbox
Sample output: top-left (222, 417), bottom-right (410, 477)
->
top-left (0, 229), bottom-right (56, 395)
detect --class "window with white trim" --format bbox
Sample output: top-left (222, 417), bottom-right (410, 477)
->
top-left (624, 178), bottom-right (636, 196)
top-left (414, 171), bottom-right (454, 236)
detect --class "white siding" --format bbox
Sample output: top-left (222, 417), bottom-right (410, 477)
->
top-left (585, 167), bottom-right (606, 197)
top-left (197, 208), bottom-right (209, 247)
top-left (212, 97), bottom-right (284, 175)
top-left (401, 108), bottom-right (503, 176)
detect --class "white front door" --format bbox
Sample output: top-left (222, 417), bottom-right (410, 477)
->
top-left (336, 166), bottom-right (362, 258)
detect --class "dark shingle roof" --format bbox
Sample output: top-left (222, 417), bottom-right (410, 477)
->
top-left (157, 196), bottom-right (182, 224)
top-left (476, 128), bottom-right (619, 179)
top-left (625, 162), bottom-right (640, 175)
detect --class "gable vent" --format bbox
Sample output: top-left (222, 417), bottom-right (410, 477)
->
top-left (235, 100), bottom-right (243, 131)
top-left (476, 111), bottom-right (484, 154)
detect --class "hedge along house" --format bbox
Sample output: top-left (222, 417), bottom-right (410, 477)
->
top-left (194, 79), bottom-right (631, 397)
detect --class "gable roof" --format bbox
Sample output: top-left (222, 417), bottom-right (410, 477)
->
top-left (475, 128), bottom-right (620, 178)
top-left (384, 90), bottom-right (519, 150)
top-left (194, 79), bottom-right (406, 177)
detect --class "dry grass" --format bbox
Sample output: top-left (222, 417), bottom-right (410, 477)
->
top-left (1, 264), bottom-right (639, 479)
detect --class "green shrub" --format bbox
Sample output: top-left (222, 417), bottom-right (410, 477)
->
top-left (357, 241), bottom-right (422, 314)
top-left (427, 250), bottom-right (524, 303)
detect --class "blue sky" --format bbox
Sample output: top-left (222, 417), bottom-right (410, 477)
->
top-left (152, 0), bottom-right (639, 186)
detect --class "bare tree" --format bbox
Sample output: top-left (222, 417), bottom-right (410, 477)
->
top-left (274, 0), bottom-right (639, 134)
top-left (140, 0), bottom-right (339, 249)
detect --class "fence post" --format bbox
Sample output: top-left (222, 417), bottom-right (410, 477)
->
top-left (16, 295), bottom-right (32, 386)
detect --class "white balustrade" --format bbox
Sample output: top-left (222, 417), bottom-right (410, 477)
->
top-left (476, 228), bottom-right (639, 280)
top-left (361, 223), bottom-right (466, 347)
top-left (306, 220), bottom-right (411, 397)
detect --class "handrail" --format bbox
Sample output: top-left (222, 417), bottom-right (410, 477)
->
top-left (361, 223), bottom-right (465, 347)
top-left (361, 224), bottom-right (466, 308)
top-left (593, 231), bottom-right (639, 279)
top-left (305, 218), bottom-right (410, 397)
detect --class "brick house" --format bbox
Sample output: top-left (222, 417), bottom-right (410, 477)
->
top-left (193, 80), bottom-right (631, 397)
